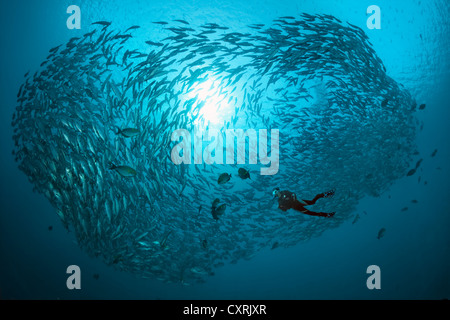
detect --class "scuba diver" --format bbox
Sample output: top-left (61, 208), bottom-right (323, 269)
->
top-left (272, 188), bottom-right (335, 217)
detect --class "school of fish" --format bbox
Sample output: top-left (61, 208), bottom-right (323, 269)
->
top-left (11, 13), bottom-right (419, 285)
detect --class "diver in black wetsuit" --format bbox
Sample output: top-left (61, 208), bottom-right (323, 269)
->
top-left (272, 188), bottom-right (335, 217)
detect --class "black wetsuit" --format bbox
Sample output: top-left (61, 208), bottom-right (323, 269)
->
top-left (277, 190), bottom-right (335, 217)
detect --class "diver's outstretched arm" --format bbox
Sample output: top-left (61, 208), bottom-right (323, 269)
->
top-left (302, 190), bottom-right (335, 205)
top-left (302, 193), bottom-right (325, 206)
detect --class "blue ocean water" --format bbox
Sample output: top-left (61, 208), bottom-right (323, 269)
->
top-left (0, 0), bottom-right (449, 300)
